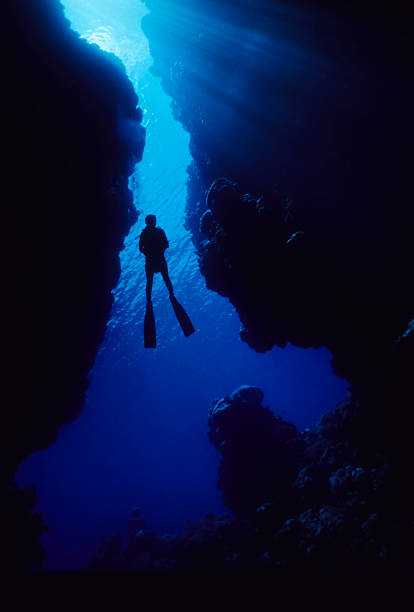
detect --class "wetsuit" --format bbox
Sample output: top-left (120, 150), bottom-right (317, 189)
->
top-left (139, 226), bottom-right (174, 301)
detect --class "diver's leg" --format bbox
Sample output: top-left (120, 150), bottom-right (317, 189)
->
top-left (145, 266), bottom-right (154, 303)
top-left (160, 261), bottom-right (174, 297)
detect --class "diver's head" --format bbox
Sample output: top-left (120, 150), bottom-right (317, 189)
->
top-left (145, 214), bottom-right (156, 229)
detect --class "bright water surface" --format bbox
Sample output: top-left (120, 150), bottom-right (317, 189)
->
top-left (16, 0), bottom-right (348, 570)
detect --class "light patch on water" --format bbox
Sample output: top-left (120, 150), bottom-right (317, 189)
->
top-left (62, 0), bottom-right (152, 79)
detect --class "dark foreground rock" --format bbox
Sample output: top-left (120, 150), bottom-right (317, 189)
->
top-left (86, 385), bottom-right (413, 574)
top-left (4, 0), bottom-right (144, 571)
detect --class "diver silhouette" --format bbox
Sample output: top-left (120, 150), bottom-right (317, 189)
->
top-left (139, 214), bottom-right (174, 303)
top-left (139, 214), bottom-right (195, 348)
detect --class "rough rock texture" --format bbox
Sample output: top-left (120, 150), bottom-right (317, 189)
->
top-left (207, 386), bottom-right (304, 516)
top-left (142, 0), bottom-right (413, 400)
top-left (4, 0), bottom-right (144, 570)
top-left (86, 386), bottom-right (412, 574)
top-left (198, 179), bottom-right (413, 404)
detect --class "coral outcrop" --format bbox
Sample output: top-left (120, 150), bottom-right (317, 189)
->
top-left (4, 0), bottom-right (144, 570)
top-left (86, 386), bottom-right (411, 573)
top-left (198, 178), bottom-right (413, 406)
top-left (207, 386), bottom-right (304, 516)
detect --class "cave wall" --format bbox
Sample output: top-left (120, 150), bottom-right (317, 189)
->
top-left (4, 0), bottom-right (144, 569)
top-left (141, 0), bottom-right (413, 400)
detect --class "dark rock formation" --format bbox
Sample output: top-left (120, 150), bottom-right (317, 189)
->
top-left (141, 1), bottom-right (413, 395)
top-left (143, 0), bottom-right (413, 240)
top-left (198, 179), bottom-right (413, 406)
top-left (6, 484), bottom-right (48, 573)
top-left (207, 386), bottom-right (304, 516)
top-left (4, 0), bottom-right (144, 570)
top-left (85, 386), bottom-right (412, 574)
top-left (87, 509), bottom-right (258, 573)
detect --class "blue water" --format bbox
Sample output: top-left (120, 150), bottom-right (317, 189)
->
top-left (16, 0), bottom-right (348, 570)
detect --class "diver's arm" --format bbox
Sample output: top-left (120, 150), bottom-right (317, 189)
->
top-left (139, 232), bottom-right (146, 254)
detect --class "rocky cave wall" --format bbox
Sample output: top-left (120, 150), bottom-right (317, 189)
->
top-left (4, 0), bottom-right (145, 570)
top-left (141, 0), bottom-right (413, 402)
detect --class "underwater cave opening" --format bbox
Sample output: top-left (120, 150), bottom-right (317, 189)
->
top-left (15, 0), bottom-right (349, 570)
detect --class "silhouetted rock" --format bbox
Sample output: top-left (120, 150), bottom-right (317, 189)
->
top-left (142, 0), bottom-right (413, 406)
top-left (208, 386), bottom-right (304, 516)
top-left (86, 387), bottom-right (412, 573)
top-left (6, 484), bottom-right (48, 572)
top-left (4, 0), bottom-right (144, 571)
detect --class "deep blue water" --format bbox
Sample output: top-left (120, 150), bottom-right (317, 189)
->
top-left (16, 0), bottom-right (348, 570)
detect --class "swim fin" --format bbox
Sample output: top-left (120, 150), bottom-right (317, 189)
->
top-left (170, 295), bottom-right (195, 337)
top-left (144, 301), bottom-right (156, 348)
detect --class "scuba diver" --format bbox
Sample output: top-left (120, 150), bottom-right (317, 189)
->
top-left (139, 214), bottom-right (174, 303)
top-left (139, 214), bottom-right (194, 347)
